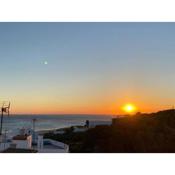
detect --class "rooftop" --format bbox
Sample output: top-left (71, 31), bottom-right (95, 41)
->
top-left (12, 135), bottom-right (30, 140)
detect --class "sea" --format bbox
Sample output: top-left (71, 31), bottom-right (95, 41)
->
top-left (1, 114), bottom-right (112, 135)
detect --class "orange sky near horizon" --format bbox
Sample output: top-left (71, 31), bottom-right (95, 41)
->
top-left (3, 75), bottom-right (175, 115)
top-left (10, 104), bottom-right (173, 115)
top-left (9, 96), bottom-right (174, 115)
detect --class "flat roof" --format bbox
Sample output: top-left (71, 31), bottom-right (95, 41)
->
top-left (13, 135), bottom-right (30, 140)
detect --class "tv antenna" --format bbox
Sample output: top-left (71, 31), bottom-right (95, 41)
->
top-left (0, 101), bottom-right (10, 136)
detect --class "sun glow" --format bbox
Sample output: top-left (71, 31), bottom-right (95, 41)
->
top-left (122, 104), bottom-right (137, 114)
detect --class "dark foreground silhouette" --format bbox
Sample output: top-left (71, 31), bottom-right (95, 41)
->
top-left (44, 109), bottom-right (175, 153)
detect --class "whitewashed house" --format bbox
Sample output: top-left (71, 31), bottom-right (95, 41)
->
top-left (88, 120), bottom-right (112, 128)
top-left (73, 126), bottom-right (88, 133)
top-left (0, 128), bottom-right (69, 153)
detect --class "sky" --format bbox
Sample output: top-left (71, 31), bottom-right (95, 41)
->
top-left (0, 23), bottom-right (175, 114)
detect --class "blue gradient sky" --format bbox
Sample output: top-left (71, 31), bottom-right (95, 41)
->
top-left (0, 23), bottom-right (175, 114)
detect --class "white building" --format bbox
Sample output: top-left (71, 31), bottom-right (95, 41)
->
top-left (73, 126), bottom-right (88, 133)
top-left (0, 142), bottom-right (10, 151)
top-left (53, 130), bottom-right (66, 135)
top-left (88, 120), bottom-right (112, 128)
top-left (12, 135), bottom-right (32, 149)
top-left (0, 129), bottom-right (69, 153)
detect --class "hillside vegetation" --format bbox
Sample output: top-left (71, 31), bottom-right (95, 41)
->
top-left (44, 109), bottom-right (175, 153)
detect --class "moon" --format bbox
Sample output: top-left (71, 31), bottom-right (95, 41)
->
top-left (44, 61), bottom-right (48, 65)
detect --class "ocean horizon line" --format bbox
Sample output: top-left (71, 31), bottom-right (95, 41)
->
top-left (9, 113), bottom-right (114, 116)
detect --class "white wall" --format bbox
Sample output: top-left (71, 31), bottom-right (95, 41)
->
top-left (73, 127), bottom-right (88, 133)
top-left (38, 139), bottom-right (69, 153)
top-left (89, 121), bottom-right (112, 128)
top-left (54, 130), bottom-right (65, 134)
top-left (12, 135), bottom-right (32, 149)
top-left (0, 143), bottom-right (10, 151)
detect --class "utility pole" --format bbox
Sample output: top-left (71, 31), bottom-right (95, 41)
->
top-left (32, 118), bottom-right (37, 144)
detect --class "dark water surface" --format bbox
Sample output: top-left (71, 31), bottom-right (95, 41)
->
top-left (2, 114), bottom-right (112, 134)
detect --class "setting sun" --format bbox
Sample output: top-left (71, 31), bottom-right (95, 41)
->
top-left (122, 104), bottom-right (137, 114)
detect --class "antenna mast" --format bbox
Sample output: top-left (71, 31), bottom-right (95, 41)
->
top-left (0, 101), bottom-right (10, 136)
